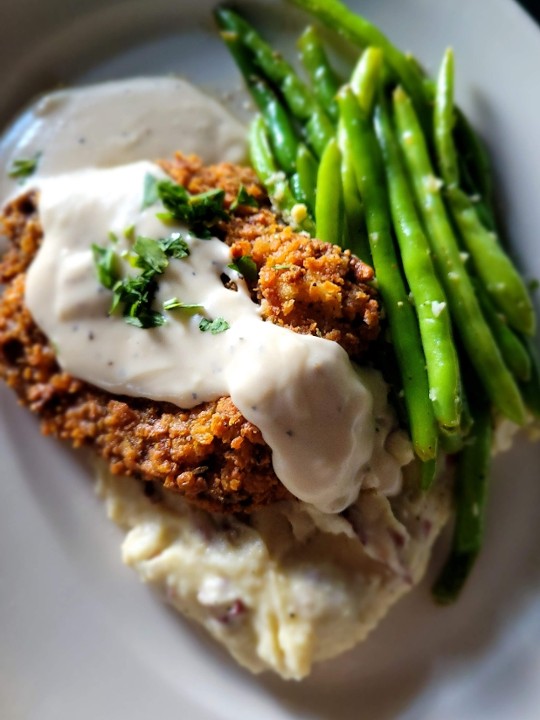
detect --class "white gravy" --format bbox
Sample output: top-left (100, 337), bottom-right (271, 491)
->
top-left (2, 77), bottom-right (409, 513)
top-left (0, 77), bottom-right (247, 202)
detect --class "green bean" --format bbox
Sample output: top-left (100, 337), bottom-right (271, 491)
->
top-left (405, 52), bottom-right (429, 88)
top-left (216, 8), bottom-right (312, 118)
top-left (434, 48), bottom-right (459, 188)
top-left (434, 49), bottom-right (535, 336)
top-left (338, 86), bottom-right (438, 461)
top-left (295, 144), bottom-right (318, 216)
top-left (337, 119), bottom-right (371, 262)
top-left (251, 79), bottom-right (300, 176)
top-left (304, 108), bottom-right (335, 158)
top-left (315, 138), bottom-right (344, 245)
top-left (216, 7), bottom-right (333, 157)
top-left (406, 48), bottom-right (494, 221)
top-left (393, 86), bottom-right (526, 426)
top-left (340, 45), bottom-right (383, 259)
top-left (440, 366), bottom-right (473, 455)
top-left (351, 47), bottom-right (383, 115)
top-left (474, 279), bottom-right (531, 382)
top-left (298, 25), bottom-right (341, 123)
top-left (439, 427), bottom-right (464, 455)
top-left (454, 108), bottom-right (494, 219)
top-left (432, 49), bottom-right (494, 228)
top-left (433, 400), bottom-right (492, 604)
top-left (460, 371), bottom-right (475, 436)
top-left (249, 115), bottom-right (315, 235)
top-left (337, 45), bottom-right (383, 262)
top-left (219, 29), bottom-right (300, 175)
top-left (374, 99), bottom-right (461, 430)
top-left (413, 46), bottom-right (493, 211)
top-left (420, 457), bottom-right (438, 491)
top-left (288, 0), bottom-right (498, 225)
top-left (446, 186), bottom-right (535, 336)
top-left (289, 173), bottom-right (304, 207)
top-left (288, 0), bottom-right (429, 128)
top-left (455, 153), bottom-right (495, 232)
top-left (426, 62), bottom-right (495, 228)
top-left (520, 337), bottom-right (540, 419)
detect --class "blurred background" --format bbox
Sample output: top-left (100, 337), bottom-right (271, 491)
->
top-left (521, 0), bottom-right (539, 21)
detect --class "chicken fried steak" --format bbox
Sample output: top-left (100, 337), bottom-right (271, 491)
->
top-left (0, 155), bottom-right (380, 513)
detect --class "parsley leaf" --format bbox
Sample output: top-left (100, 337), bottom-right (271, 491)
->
top-left (142, 173), bottom-right (159, 209)
top-left (155, 180), bottom-right (229, 237)
top-left (94, 229), bottom-right (193, 329)
top-left (92, 244), bottom-right (120, 289)
top-left (133, 236), bottom-right (169, 274)
top-left (199, 317), bottom-right (230, 335)
top-left (227, 255), bottom-right (258, 282)
top-left (163, 298), bottom-right (204, 312)
top-left (124, 311), bottom-right (166, 328)
top-left (8, 153), bottom-right (41, 181)
top-left (230, 184), bottom-right (258, 211)
top-left (156, 180), bottom-right (191, 219)
top-left (189, 189), bottom-right (228, 222)
top-left (143, 174), bottom-right (230, 237)
top-left (110, 274), bottom-right (154, 314)
top-left (158, 232), bottom-right (189, 259)
top-left (110, 274), bottom-right (165, 328)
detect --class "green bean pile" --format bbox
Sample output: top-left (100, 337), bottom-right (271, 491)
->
top-left (214, 0), bottom-right (539, 601)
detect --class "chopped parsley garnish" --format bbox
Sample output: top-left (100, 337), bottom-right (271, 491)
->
top-left (163, 298), bottom-right (204, 313)
top-left (142, 173), bottom-right (160, 209)
top-left (199, 317), bottom-right (230, 334)
top-left (272, 264), bottom-right (291, 270)
top-left (230, 184), bottom-right (258, 211)
top-left (143, 175), bottom-right (230, 238)
top-left (8, 153), bottom-right (41, 181)
top-left (132, 236), bottom-right (169, 274)
top-left (92, 244), bottom-right (120, 289)
top-left (124, 312), bottom-right (166, 329)
top-left (109, 273), bottom-right (163, 328)
top-left (227, 255), bottom-right (258, 282)
top-left (158, 232), bottom-right (189, 259)
top-left (93, 231), bottom-right (191, 329)
top-left (189, 188), bottom-right (228, 222)
top-left (155, 179), bottom-right (190, 218)
top-left (159, 181), bottom-right (228, 237)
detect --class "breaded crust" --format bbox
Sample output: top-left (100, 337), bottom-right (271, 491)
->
top-left (0, 155), bottom-right (380, 513)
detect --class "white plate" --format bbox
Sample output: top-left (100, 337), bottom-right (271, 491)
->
top-left (1, 1), bottom-right (540, 718)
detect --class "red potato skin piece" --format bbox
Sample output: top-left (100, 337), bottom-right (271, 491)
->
top-left (0, 154), bottom-right (380, 513)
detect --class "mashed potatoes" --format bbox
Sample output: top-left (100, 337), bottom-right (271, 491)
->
top-left (98, 461), bottom-right (451, 679)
